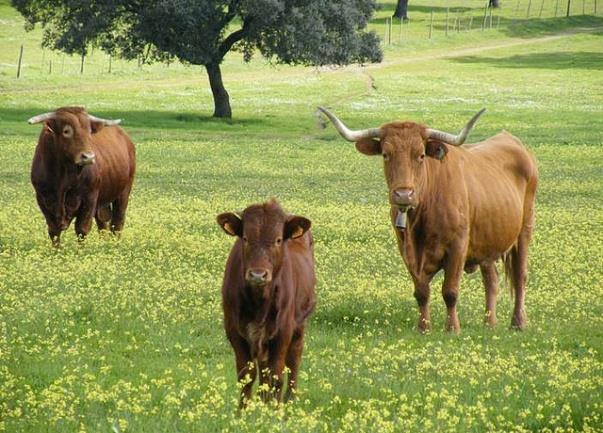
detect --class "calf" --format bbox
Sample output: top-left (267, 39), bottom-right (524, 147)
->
top-left (217, 200), bottom-right (316, 407)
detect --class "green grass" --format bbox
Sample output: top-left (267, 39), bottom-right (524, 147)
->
top-left (1, 0), bottom-right (602, 432)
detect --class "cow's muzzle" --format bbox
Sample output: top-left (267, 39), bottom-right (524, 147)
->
top-left (391, 188), bottom-right (417, 210)
top-left (245, 268), bottom-right (272, 287)
top-left (77, 152), bottom-right (96, 166)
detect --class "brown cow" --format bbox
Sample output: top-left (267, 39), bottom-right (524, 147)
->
top-left (28, 107), bottom-right (135, 246)
top-left (319, 107), bottom-right (538, 332)
top-left (217, 200), bottom-right (316, 408)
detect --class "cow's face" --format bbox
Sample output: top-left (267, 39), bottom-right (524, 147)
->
top-left (355, 123), bottom-right (448, 210)
top-left (217, 201), bottom-right (311, 295)
top-left (43, 108), bottom-right (105, 167)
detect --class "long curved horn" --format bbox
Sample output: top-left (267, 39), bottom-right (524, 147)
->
top-left (88, 114), bottom-right (122, 126)
top-left (426, 108), bottom-right (486, 146)
top-left (27, 112), bottom-right (57, 124)
top-left (317, 106), bottom-right (381, 142)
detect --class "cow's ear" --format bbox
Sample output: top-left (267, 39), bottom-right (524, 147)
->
top-left (425, 140), bottom-right (448, 161)
top-left (355, 138), bottom-right (381, 156)
top-left (284, 216), bottom-right (311, 240)
top-left (44, 120), bottom-right (56, 135)
top-left (90, 121), bottom-right (104, 134)
top-left (217, 212), bottom-right (243, 237)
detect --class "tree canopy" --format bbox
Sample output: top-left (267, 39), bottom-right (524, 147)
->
top-left (13, 0), bottom-right (383, 118)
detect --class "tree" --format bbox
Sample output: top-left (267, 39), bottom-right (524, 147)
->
top-left (393, 0), bottom-right (409, 20)
top-left (13, 0), bottom-right (382, 118)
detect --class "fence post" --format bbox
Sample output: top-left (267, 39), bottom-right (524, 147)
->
top-left (567, 0), bottom-right (571, 16)
top-left (469, 15), bottom-right (474, 30)
top-left (555, 0), bottom-right (560, 16)
top-left (527, 0), bottom-right (532, 17)
top-left (482, 3), bottom-right (488, 30)
top-left (49, 60), bottom-right (52, 75)
top-left (399, 17), bottom-right (403, 42)
top-left (489, 6), bottom-right (493, 28)
top-left (80, 53), bottom-right (85, 74)
top-left (457, 12), bottom-right (461, 32)
top-left (108, 54), bottom-right (112, 73)
top-left (595, 0), bottom-right (597, 14)
top-left (16, 44), bottom-right (23, 78)
top-left (446, 7), bottom-right (449, 36)
top-left (61, 55), bottom-right (65, 74)
top-left (429, 10), bottom-right (434, 38)
top-left (582, 0), bottom-right (585, 15)
top-left (389, 17), bottom-right (392, 45)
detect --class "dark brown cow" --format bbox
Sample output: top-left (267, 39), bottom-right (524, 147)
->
top-left (28, 107), bottom-right (135, 246)
top-left (319, 107), bottom-right (538, 332)
top-left (217, 200), bottom-right (316, 407)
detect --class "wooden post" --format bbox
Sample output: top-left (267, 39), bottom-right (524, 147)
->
top-left (399, 17), bottom-right (403, 42)
top-left (567, 0), bottom-right (571, 16)
top-left (469, 15), bottom-right (474, 30)
top-left (555, 0), bottom-right (560, 16)
top-left (41, 49), bottom-right (45, 67)
top-left (108, 54), bottom-right (112, 73)
top-left (429, 10), bottom-right (434, 38)
top-left (582, 0), bottom-right (585, 15)
top-left (61, 55), bottom-right (65, 73)
top-left (539, 0), bottom-right (545, 16)
top-left (16, 44), bottom-right (24, 78)
top-left (527, 0), bottom-right (532, 17)
top-left (489, 6), bottom-right (493, 28)
top-left (456, 12), bottom-right (460, 32)
top-left (482, 3), bottom-right (488, 29)
top-left (595, 0), bottom-right (597, 15)
top-left (446, 7), bottom-right (449, 36)
top-left (388, 17), bottom-right (392, 45)
top-left (80, 53), bottom-right (85, 74)
top-left (48, 60), bottom-right (52, 75)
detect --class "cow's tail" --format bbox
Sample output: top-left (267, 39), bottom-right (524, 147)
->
top-left (502, 245), bottom-right (519, 299)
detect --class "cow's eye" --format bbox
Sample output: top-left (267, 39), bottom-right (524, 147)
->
top-left (275, 238), bottom-right (282, 246)
top-left (62, 125), bottom-right (73, 138)
top-left (382, 153), bottom-right (390, 161)
top-left (243, 236), bottom-right (248, 243)
top-left (419, 154), bottom-right (425, 162)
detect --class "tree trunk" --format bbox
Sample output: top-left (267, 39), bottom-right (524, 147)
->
top-left (393, 0), bottom-right (409, 20)
top-left (205, 62), bottom-right (232, 118)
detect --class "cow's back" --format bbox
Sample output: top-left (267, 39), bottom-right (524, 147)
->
top-left (91, 126), bottom-right (136, 204)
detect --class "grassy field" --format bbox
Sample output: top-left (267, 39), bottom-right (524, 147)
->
top-left (1, 0), bottom-right (603, 432)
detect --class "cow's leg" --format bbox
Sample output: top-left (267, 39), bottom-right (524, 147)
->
top-left (110, 185), bottom-right (132, 233)
top-left (95, 203), bottom-right (112, 231)
top-left (265, 333), bottom-right (293, 403)
top-left (48, 226), bottom-right (62, 247)
top-left (230, 335), bottom-right (255, 410)
top-left (480, 262), bottom-right (498, 327)
top-left (442, 248), bottom-right (465, 333)
top-left (284, 328), bottom-right (304, 403)
top-left (414, 280), bottom-right (432, 332)
top-left (75, 193), bottom-right (99, 240)
top-left (511, 182), bottom-right (536, 330)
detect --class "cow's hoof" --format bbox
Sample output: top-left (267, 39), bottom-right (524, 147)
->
top-left (511, 310), bottom-right (527, 330)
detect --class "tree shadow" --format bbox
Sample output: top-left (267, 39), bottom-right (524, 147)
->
top-left (0, 106), bottom-right (272, 134)
top-left (452, 51), bottom-right (603, 70)
top-left (500, 15), bottom-right (603, 38)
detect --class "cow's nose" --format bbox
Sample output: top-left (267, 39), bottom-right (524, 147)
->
top-left (392, 188), bottom-right (415, 207)
top-left (246, 268), bottom-right (270, 284)
top-left (79, 152), bottom-right (96, 165)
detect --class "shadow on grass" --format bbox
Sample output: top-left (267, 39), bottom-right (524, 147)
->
top-left (500, 15), bottom-right (603, 38)
top-left (0, 106), bottom-right (273, 132)
top-left (453, 51), bottom-right (603, 70)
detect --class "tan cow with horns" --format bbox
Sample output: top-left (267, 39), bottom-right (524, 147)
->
top-left (29, 106), bottom-right (136, 246)
top-left (318, 107), bottom-right (538, 332)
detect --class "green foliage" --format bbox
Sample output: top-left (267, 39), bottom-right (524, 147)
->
top-left (1, 1), bottom-right (603, 431)
top-left (11, 0), bottom-right (382, 65)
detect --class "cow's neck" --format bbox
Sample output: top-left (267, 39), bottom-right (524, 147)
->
top-left (397, 158), bottom-right (443, 278)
